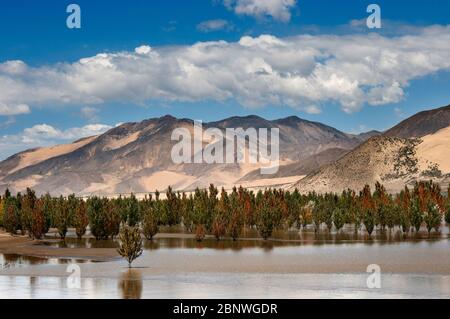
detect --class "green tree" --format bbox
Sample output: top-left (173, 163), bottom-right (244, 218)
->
top-left (363, 208), bottom-right (376, 237)
top-left (0, 195), bottom-right (4, 228)
top-left (445, 200), bottom-right (450, 225)
top-left (73, 200), bottom-right (89, 239)
top-left (333, 207), bottom-right (345, 232)
top-left (125, 194), bottom-right (140, 227)
top-left (256, 191), bottom-right (281, 240)
top-left (54, 196), bottom-right (71, 239)
top-left (141, 197), bottom-right (159, 240)
top-left (87, 196), bottom-right (109, 240)
top-left (3, 197), bottom-right (20, 235)
top-left (410, 197), bottom-right (424, 233)
top-left (117, 224), bottom-right (143, 268)
top-left (21, 188), bottom-right (37, 237)
top-left (423, 201), bottom-right (441, 235)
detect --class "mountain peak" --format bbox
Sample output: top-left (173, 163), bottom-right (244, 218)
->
top-left (385, 104), bottom-right (450, 138)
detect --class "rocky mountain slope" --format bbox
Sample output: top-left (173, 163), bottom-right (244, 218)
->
top-left (292, 126), bottom-right (450, 194)
top-left (385, 104), bottom-right (450, 138)
top-left (0, 115), bottom-right (368, 196)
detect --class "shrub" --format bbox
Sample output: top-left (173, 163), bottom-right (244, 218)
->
top-left (117, 224), bottom-right (143, 268)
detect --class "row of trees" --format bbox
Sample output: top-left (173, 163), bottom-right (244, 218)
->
top-left (1, 181), bottom-right (450, 241)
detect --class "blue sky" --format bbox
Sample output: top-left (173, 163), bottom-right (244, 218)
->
top-left (1, 0), bottom-right (450, 159)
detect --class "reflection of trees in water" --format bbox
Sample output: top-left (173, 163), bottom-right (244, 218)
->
top-left (119, 269), bottom-right (143, 299)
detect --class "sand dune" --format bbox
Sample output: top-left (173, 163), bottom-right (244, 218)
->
top-left (416, 126), bottom-right (450, 173)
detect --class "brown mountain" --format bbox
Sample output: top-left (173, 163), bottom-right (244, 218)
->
top-left (0, 115), bottom-right (369, 196)
top-left (385, 104), bottom-right (450, 138)
top-left (292, 105), bottom-right (450, 194)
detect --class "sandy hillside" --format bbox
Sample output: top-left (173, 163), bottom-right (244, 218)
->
top-left (416, 126), bottom-right (450, 174)
top-left (4, 136), bottom-right (98, 175)
top-left (292, 127), bottom-right (450, 194)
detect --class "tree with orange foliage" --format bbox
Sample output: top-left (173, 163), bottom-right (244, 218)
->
top-left (30, 199), bottom-right (46, 239)
top-left (360, 185), bottom-right (376, 237)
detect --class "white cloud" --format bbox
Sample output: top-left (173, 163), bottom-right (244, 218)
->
top-left (80, 106), bottom-right (100, 121)
top-left (0, 103), bottom-right (30, 116)
top-left (135, 45), bottom-right (152, 55)
top-left (0, 123), bottom-right (112, 159)
top-left (1, 26), bottom-right (450, 114)
top-left (223, 0), bottom-right (297, 22)
top-left (197, 19), bottom-right (233, 32)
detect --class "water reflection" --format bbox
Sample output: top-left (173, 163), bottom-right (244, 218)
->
top-left (119, 269), bottom-right (143, 299)
top-left (0, 253), bottom-right (93, 269)
top-left (38, 224), bottom-right (449, 252)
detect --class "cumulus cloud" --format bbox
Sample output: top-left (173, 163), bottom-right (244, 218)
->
top-left (197, 19), bottom-right (233, 32)
top-left (1, 26), bottom-right (450, 114)
top-left (223, 0), bottom-right (297, 22)
top-left (0, 103), bottom-right (30, 116)
top-left (0, 123), bottom-right (111, 159)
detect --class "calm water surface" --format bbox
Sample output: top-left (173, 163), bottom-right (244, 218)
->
top-left (0, 226), bottom-right (449, 299)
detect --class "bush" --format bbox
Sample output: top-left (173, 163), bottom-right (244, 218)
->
top-left (117, 224), bottom-right (143, 268)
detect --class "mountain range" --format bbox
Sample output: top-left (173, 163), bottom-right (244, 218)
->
top-left (0, 104), bottom-right (449, 196)
top-left (293, 104), bottom-right (450, 194)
